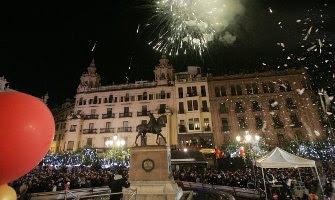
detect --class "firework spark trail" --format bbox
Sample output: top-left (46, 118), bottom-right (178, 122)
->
top-left (146, 0), bottom-right (244, 56)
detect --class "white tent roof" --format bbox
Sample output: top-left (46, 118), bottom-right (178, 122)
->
top-left (256, 147), bottom-right (316, 168)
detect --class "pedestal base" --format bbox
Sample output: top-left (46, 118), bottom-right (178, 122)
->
top-left (123, 146), bottom-right (183, 200)
top-left (123, 181), bottom-right (183, 200)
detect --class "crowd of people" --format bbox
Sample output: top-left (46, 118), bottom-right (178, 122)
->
top-left (172, 165), bottom-right (334, 199)
top-left (10, 165), bottom-right (128, 199)
top-left (10, 162), bottom-right (334, 199)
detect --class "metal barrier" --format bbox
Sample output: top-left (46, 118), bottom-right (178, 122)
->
top-left (29, 187), bottom-right (137, 200)
top-left (181, 181), bottom-right (262, 199)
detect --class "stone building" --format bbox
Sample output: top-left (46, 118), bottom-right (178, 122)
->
top-left (61, 56), bottom-right (215, 152)
top-left (208, 69), bottom-right (323, 146)
top-left (62, 57), bottom-right (177, 151)
top-left (175, 66), bottom-right (213, 148)
top-left (50, 99), bottom-right (74, 153)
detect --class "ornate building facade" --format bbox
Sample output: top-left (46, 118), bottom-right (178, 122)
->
top-left (61, 57), bottom-right (214, 152)
top-left (208, 69), bottom-right (324, 146)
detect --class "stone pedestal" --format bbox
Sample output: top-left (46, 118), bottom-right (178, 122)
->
top-left (123, 146), bottom-right (183, 200)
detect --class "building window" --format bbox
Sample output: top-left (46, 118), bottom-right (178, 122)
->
top-left (89, 99), bottom-right (93, 104)
top-left (93, 96), bottom-right (98, 104)
top-left (235, 102), bottom-right (245, 113)
top-left (178, 87), bottom-right (183, 98)
top-left (89, 109), bottom-right (95, 115)
top-left (79, 97), bottom-right (83, 105)
top-left (124, 107), bottom-right (129, 113)
top-left (272, 114), bottom-right (284, 129)
top-left (86, 138), bottom-right (93, 147)
top-left (286, 98), bottom-right (297, 109)
top-left (202, 100), bottom-right (209, 112)
top-left (193, 100), bottom-right (198, 110)
top-left (215, 87), bottom-right (220, 97)
top-left (89, 123), bottom-right (94, 130)
top-left (158, 104), bottom-right (166, 114)
top-left (67, 141), bottom-right (74, 151)
top-left (167, 93), bottom-right (171, 98)
top-left (187, 100), bottom-right (198, 111)
top-left (108, 95), bottom-right (113, 103)
top-left (138, 95), bottom-right (143, 101)
top-left (114, 97), bottom-right (117, 102)
top-left (121, 97), bottom-right (124, 102)
top-left (238, 116), bottom-right (248, 129)
top-left (220, 86), bottom-right (226, 96)
top-left (187, 100), bottom-right (193, 111)
top-left (231, 85), bottom-right (236, 96)
top-left (179, 102), bottom-right (185, 114)
top-left (247, 84), bottom-right (259, 95)
top-left (104, 98), bottom-right (108, 103)
top-left (143, 92), bottom-right (148, 100)
top-left (106, 122), bottom-right (111, 128)
top-left (179, 120), bottom-right (186, 133)
top-left (194, 118), bottom-right (200, 130)
top-left (187, 86), bottom-right (197, 97)
top-left (161, 91), bottom-right (166, 99)
top-left (83, 100), bottom-right (86, 105)
top-left (290, 113), bottom-right (302, 127)
top-left (201, 86), bottom-right (206, 97)
top-left (252, 83), bottom-right (259, 94)
top-left (149, 94), bottom-right (154, 100)
top-left (252, 101), bottom-right (261, 112)
top-left (70, 125), bottom-right (77, 132)
top-left (204, 118), bottom-right (210, 131)
top-left (131, 96), bottom-right (135, 101)
top-left (220, 102), bottom-right (228, 113)
top-left (269, 99), bottom-right (279, 110)
top-left (221, 118), bottom-right (229, 132)
top-left (255, 116), bottom-right (263, 130)
top-left (263, 82), bottom-right (275, 93)
top-left (98, 98), bottom-right (101, 104)
top-left (188, 119), bottom-right (194, 130)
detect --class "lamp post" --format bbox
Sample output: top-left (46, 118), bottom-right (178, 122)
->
top-left (236, 131), bottom-right (260, 188)
top-left (105, 135), bottom-right (126, 148)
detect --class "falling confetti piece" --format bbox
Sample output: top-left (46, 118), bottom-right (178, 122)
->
top-left (296, 88), bottom-right (305, 95)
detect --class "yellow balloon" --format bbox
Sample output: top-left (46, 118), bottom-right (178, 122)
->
top-left (0, 184), bottom-right (17, 200)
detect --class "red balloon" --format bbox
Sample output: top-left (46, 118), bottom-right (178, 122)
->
top-left (0, 92), bottom-right (55, 185)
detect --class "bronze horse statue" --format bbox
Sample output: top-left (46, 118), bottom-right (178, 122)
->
top-left (135, 113), bottom-right (167, 146)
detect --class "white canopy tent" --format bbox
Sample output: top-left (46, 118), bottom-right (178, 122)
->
top-left (256, 147), bottom-right (323, 200)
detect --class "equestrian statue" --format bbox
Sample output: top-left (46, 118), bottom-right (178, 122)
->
top-left (135, 113), bottom-right (167, 146)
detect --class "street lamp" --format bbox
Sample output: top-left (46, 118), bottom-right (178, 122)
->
top-left (236, 131), bottom-right (261, 188)
top-left (105, 135), bottom-right (126, 148)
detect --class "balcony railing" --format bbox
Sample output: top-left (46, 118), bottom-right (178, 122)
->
top-left (117, 127), bottom-right (132, 132)
top-left (102, 113), bottom-right (115, 119)
top-left (100, 128), bottom-right (115, 133)
top-left (83, 129), bottom-right (97, 134)
top-left (137, 111), bottom-right (149, 116)
top-left (202, 107), bottom-right (209, 112)
top-left (119, 112), bottom-right (132, 118)
top-left (84, 114), bottom-right (99, 120)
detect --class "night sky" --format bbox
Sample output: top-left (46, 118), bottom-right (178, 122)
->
top-left (0, 0), bottom-right (334, 107)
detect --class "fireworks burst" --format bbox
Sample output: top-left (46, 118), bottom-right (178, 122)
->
top-left (146, 0), bottom-right (244, 56)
